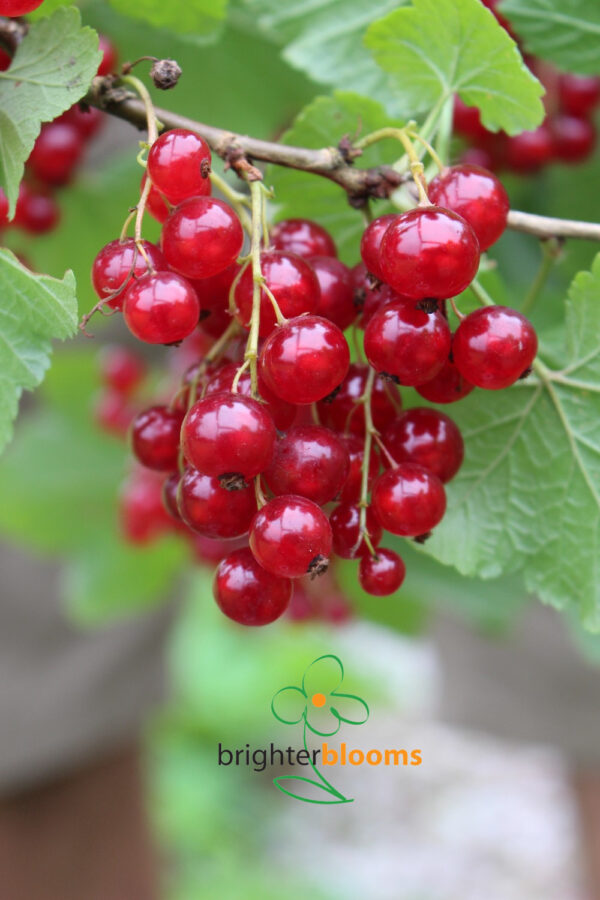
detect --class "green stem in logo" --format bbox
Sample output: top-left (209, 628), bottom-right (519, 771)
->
top-left (273, 721), bottom-right (353, 805)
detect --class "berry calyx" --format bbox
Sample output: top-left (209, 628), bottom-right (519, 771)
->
top-left (317, 363), bottom-right (401, 437)
top-left (415, 357), bottom-right (474, 404)
top-left (91, 238), bottom-right (166, 309)
top-left (381, 408), bottom-right (464, 483)
top-left (264, 425), bottom-right (350, 506)
top-left (249, 494), bottom-right (332, 578)
top-left (360, 213), bottom-right (397, 281)
top-left (259, 315), bottom-right (350, 405)
top-left (379, 207), bottom-right (480, 300)
top-left (233, 250), bottom-right (319, 336)
top-left (452, 305), bottom-right (538, 390)
top-left (310, 256), bottom-right (357, 331)
top-left (181, 392), bottom-right (276, 481)
top-left (364, 301), bottom-right (451, 386)
top-left (214, 548), bottom-right (292, 626)
top-left (147, 128), bottom-right (212, 204)
top-left (329, 504), bottom-right (382, 559)
top-left (130, 405), bottom-right (184, 472)
top-left (123, 271), bottom-right (200, 344)
top-left (270, 218), bottom-right (337, 259)
top-left (161, 196), bottom-right (243, 279)
top-left (428, 164), bottom-right (510, 251)
top-left (359, 549), bottom-right (406, 596)
top-left (178, 469), bottom-right (256, 538)
top-left (371, 464), bottom-right (446, 537)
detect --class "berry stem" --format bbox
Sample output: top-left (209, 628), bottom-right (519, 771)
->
top-left (354, 127), bottom-right (430, 205)
top-left (406, 128), bottom-right (445, 172)
top-left (180, 317), bottom-right (241, 410)
top-left (209, 169), bottom-right (253, 235)
top-left (356, 366), bottom-right (379, 559)
top-left (374, 433), bottom-right (398, 469)
top-left (245, 180), bottom-right (268, 398)
top-left (121, 74), bottom-right (160, 258)
top-left (520, 238), bottom-right (562, 317)
top-left (469, 278), bottom-right (496, 308)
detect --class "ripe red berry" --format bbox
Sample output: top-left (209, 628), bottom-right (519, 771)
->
top-left (130, 405), bottom-right (184, 471)
top-left (505, 124), bottom-right (553, 173)
top-left (123, 272), bottom-right (200, 344)
top-left (379, 207), bottom-right (480, 300)
top-left (162, 472), bottom-right (182, 522)
top-left (453, 96), bottom-right (491, 141)
top-left (250, 495), bottom-right (332, 578)
top-left (0, 0), bottom-right (44, 15)
top-left (364, 301), bottom-right (451, 385)
top-left (359, 549), bottom-right (406, 596)
top-left (264, 425), bottom-right (350, 506)
top-left (428, 164), bottom-right (509, 251)
top-left (205, 361), bottom-right (296, 432)
top-left (182, 392), bottom-right (276, 481)
top-left (191, 261), bottom-right (240, 311)
top-left (234, 250), bottom-right (319, 336)
top-left (99, 345), bottom-right (146, 395)
top-left (381, 408), bottom-right (464, 483)
top-left (161, 196), bottom-right (243, 279)
top-left (178, 469), bottom-right (256, 539)
top-left (558, 73), bottom-right (600, 118)
top-left (317, 363), bottom-right (401, 437)
top-left (310, 256), bottom-right (357, 330)
top-left (91, 238), bottom-right (166, 309)
top-left (147, 128), bottom-right (212, 205)
top-left (339, 434), bottom-right (380, 504)
top-left (270, 218), bottom-right (337, 259)
top-left (551, 115), bottom-right (596, 163)
top-left (93, 390), bottom-right (137, 439)
top-left (330, 503), bottom-right (382, 559)
top-left (359, 283), bottom-right (409, 329)
top-left (214, 547), bottom-right (292, 626)
top-left (14, 183), bottom-right (59, 235)
top-left (57, 104), bottom-right (104, 139)
top-left (119, 468), bottom-right (172, 545)
top-left (193, 534), bottom-right (247, 566)
top-left (372, 464), bottom-right (446, 537)
top-left (199, 305), bottom-right (233, 338)
top-left (27, 122), bottom-right (84, 186)
top-left (142, 173), bottom-right (171, 224)
top-left (259, 316), bottom-right (350, 405)
top-left (452, 305), bottom-right (538, 390)
top-left (97, 35), bottom-right (118, 76)
top-left (360, 213), bottom-right (397, 281)
top-left (416, 357), bottom-right (474, 404)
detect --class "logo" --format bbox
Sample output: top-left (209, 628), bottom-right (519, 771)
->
top-left (270, 653), bottom-right (369, 805)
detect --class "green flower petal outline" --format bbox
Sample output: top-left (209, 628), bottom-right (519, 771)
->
top-left (271, 685), bottom-right (307, 725)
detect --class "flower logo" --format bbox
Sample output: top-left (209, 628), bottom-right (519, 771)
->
top-left (271, 654), bottom-right (369, 804)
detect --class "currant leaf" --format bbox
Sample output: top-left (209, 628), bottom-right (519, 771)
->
top-left (0, 7), bottom-right (101, 214)
top-left (500, 0), bottom-right (600, 74)
top-left (422, 254), bottom-right (600, 628)
top-left (365, 0), bottom-right (545, 134)
top-left (107, 0), bottom-right (227, 40)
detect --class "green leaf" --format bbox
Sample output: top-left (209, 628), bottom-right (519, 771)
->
top-left (107, 0), bottom-right (227, 40)
top-left (0, 8), bottom-right (101, 214)
top-left (422, 255), bottom-right (600, 629)
top-left (500, 0), bottom-right (600, 74)
top-left (365, 0), bottom-right (545, 134)
top-left (268, 92), bottom-right (400, 263)
top-left (0, 249), bottom-right (77, 455)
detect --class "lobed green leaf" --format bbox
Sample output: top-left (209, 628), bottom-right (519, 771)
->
top-left (500, 0), bottom-right (600, 74)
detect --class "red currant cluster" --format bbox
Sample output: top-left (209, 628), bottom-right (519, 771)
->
top-left (456, 1), bottom-right (599, 173)
top-left (89, 118), bottom-right (538, 628)
top-left (0, 34), bottom-right (116, 237)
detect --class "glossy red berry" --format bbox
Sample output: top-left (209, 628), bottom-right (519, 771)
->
top-left (330, 503), bottom-right (382, 559)
top-left (199, 305), bottom-right (233, 338)
top-left (359, 549), bottom-right (406, 596)
top-left (382, 408), bottom-right (464, 483)
top-left (161, 196), bottom-right (243, 279)
top-left (339, 434), bottom-right (380, 504)
top-left (505, 124), bottom-right (553, 173)
top-left (99, 345), bottom-right (146, 395)
top-left (162, 472), bottom-right (182, 522)
top-left (119, 468), bottom-right (172, 545)
top-left (360, 213), bottom-right (397, 281)
top-left (250, 495), bottom-right (332, 578)
top-left (178, 469), bottom-right (256, 539)
top-left (318, 363), bottom-right (401, 437)
top-left (310, 256), bottom-right (357, 331)
top-left (182, 392), bottom-right (276, 481)
top-left (14, 183), bottom-right (59, 234)
top-left (260, 316), bottom-right (350, 405)
top-left (372, 464), bottom-right (446, 537)
top-left (234, 250), bottom-right (319, 336)
top-left (147, 128), bottom-right (212, 205)
top-left (0, 0), bottom-right (44, 15)
top-left (205, 361), bottom-right (296, 432)
top-left (213, 548), bottom-right (292, 626)
top-left (191, 261), bottom-right (240, 311)
top-left (27, 122), bottom-right (84, 186)
top-left (264, 425), bottom-right (350, 506)
top-left (270, 218), bottom-right (337, 259)
top-left (192, 534), bottom-right (247, 566)
top-left (416, 357), bottom-right (474, 404)
top-left (558, 73), bottom-right (600, 118)
top-left (428, 164), bottom-right (509, 251)
top-left (130, 405), bottom-right (184, 471)
top-left (91, 238), bottom-right (166, 309)
top-left (364, 301), bottom-right (451, 386)
top-left (453, 96), bottom-right (491, 141)
top-left (551, 115), bottom-right (596, 163)
top-left (57, 104), bottom-right (103, 139)
top-left (359, 283), bottom-right (410, 329)
top-left (97, 35), bottom-right (118, 76)
top-left (123, 272), bottom-right (200, 344)
top-left (142, 173), bottom-right (171, 224)
top-left (453, 305), bottom-right (538, 390)
top-left (379, 207), bottom-right (480, 300)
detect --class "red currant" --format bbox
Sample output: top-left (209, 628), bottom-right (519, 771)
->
top-left (318, 363), bottom-right (401, 437)
top-left (234, 250), bottom-right (319, 336)
top-left (205, 362), bottom-right (296, 432)
top-left (453, 96), bottom-right (491, 141)
top-left (191, 261), bottom-right (240, 311)
top-left (270, 218), bottom-right (337, 259)
top-left (264, 425), bottom-right (350, 506)
top-left (452, 305), bottom-right (538, 389)
top-left (428, 164), bottom-right (509, 251)
top-left (214, 547), bottom-right (292, 626)
top-left (142, 173), bottom-right (171, 224)
top-left (162, 472), bottom-right (183, 522)
top-left (259, 316), bottom-right (350, 404)
top-left (182, 392), bottom-right (276, 481)
top-left (330, 503), bottom-right (382, 559)
top-left (381, 408), bottom-right (464, 483)
top-left (178, 469), bottom-right (256, 539)
top-left (249, 494), bottom-right (332, 578)
top-left (359, 283), bottom-right (409, 329)
top-left (97, 35), bottom-right (118, 76)
top-left (99, 345), bottom-right (146, 395)
top-left (93, 390), bottom-right (137, 439)
top-left (91, 238), bottom-right (166, 309)
top-left (147, 128), bottom-right (212, 205)
top-left (0, 0), bottom-right (44, 15)
top-left (310, 256), bottom-right (357, 331)
top-left (161, 197), bottom-right (243, 279)
top-left (119, 468), bottom-right (172, 545)
top-left (379, 207), bottom-right (480, 300)
top-left (505, 124), bottom-right (553, 173)
top-left (558, 73), bottom-right (600, 118)
top-left (130, 405), bottom-right (184, 471)
top-left (193, 534), bottom-right (248, 566)
top-left (57, 104), bottom-right (103, 139)
top-left (339, 434), bottom-right (380, 504)
top-left (14, 183), bottom-right (59, 235)
top-left (360, 213), bottom-right (397, 281)
top-left (123, 272), bottom-right (200, 344)
top-left (27, 122), bottom-right (84, 186)
top-left (372, 464), bottom-right (446, 537)
top-left (416, 357), bottom-right (474, 404)
top-left (359, 549), bottom-right (406, 596)
top-left (551, 115), bottom-right (596, 163)
top-left (364, 301), bottom-right (451, 385)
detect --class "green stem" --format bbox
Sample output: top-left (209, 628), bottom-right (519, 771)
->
top-left (356, 367), bottom-right (378, 558)
top-left (121, 74), bottom-right (160, 251)
top-left (469, 278), bottom-right (496, 307)
top-left (245, 181), bottom-right (267, 398)
top-left (355, 127), bottom-right (430, 205)
top-left (433, 95), bottom-right (454, 167)
top-left (209, 170), bottom-right (252, 235)
top-left (520, 239), bottom-right (561, 317)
